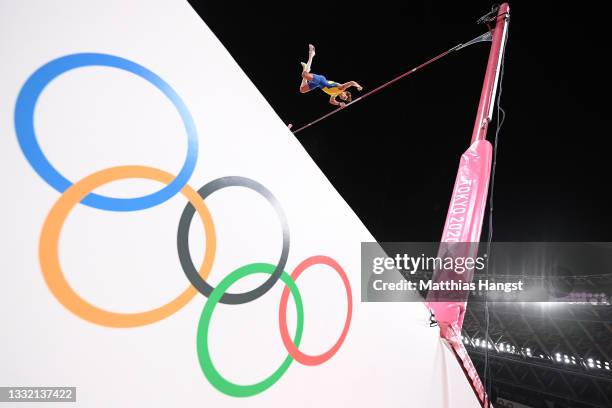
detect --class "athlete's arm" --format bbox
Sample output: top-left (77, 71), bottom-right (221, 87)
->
top-left (329, 95), bottom-right (346, 107)
top-left (339, 81), bottom-right (363, 91)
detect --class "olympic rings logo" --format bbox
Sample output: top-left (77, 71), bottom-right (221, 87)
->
top-left (14, 53), bottom-right (353, 397)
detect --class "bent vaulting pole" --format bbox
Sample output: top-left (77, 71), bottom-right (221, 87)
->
top-left (426, 4), bottom-right (510, 407)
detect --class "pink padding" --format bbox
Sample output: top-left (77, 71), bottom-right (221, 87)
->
top-left (426, 139), bottom-right (492, 330)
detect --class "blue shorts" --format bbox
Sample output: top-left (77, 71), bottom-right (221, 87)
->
top-left (307, 73), bottom-right (339, 90)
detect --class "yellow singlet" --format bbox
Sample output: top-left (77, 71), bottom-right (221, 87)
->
top-left (322, 81), bottom-right (343, 96)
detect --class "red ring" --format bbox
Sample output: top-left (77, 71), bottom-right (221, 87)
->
top-left (278, 255), bottom-right (353, 366)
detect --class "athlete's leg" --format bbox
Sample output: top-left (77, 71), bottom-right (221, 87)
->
top-left (304, 44), bottom-right (315, 72)
top-left (300, 44), bottom-right (316, 72)
top-left (299, 45), bottom-right (316, 93)
top-left (300, 70), bottom-right (315, 93)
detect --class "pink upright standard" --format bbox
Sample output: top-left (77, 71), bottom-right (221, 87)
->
top-left (426, 3), bottom-right (510, 407)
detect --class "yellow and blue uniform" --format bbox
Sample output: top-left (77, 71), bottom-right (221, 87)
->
top-left (307, 73), bottom-right (343, 96)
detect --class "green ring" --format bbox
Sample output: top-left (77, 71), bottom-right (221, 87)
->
top-left (196, 263), bottom-right (304, 397)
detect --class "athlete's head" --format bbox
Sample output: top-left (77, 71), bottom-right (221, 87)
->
top-left (339, 91), bottom-right (352, 103)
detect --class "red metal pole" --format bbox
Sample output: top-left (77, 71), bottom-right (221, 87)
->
top-left (471, 3), bottom-right (510, 144)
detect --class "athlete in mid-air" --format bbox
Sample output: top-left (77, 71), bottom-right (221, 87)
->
top-left (299, 44), bottom-right (363, 107)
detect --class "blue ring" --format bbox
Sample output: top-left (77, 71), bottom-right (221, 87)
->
top-left (14, 53), bottom-right (198, 211)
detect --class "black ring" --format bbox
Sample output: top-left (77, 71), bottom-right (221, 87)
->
top-left (177, 176), bottom-right (290, 304)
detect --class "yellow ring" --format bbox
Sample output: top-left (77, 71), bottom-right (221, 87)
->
top-left (39, 165), bottom-right (216, 327)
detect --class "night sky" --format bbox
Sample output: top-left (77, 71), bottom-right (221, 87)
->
top-left (188, 1), bottom-right (612, 243)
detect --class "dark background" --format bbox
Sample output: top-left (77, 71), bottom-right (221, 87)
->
top-left (187, 1), bottom-right (611, 242)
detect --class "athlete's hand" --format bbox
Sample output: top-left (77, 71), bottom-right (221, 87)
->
top-left (357, 85), bottom-right (363, 91)
top-left (339, 102), bottom-right (346, 108)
